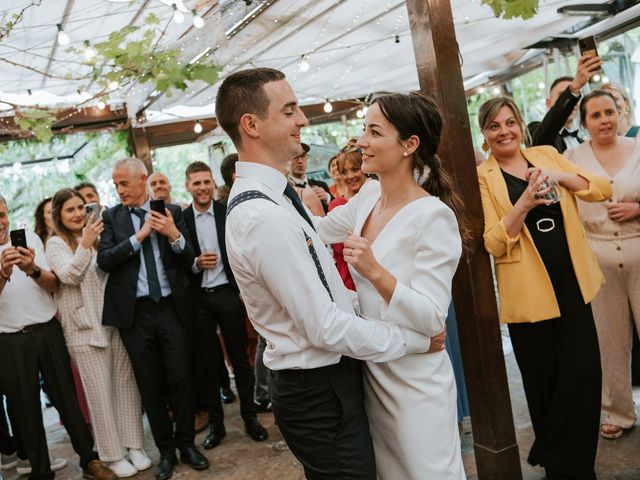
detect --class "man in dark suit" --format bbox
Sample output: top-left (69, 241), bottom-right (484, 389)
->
top-left (182, 161), bottom-right (268, 450)
top-left (97, 157), bottom-right (209, 480)
top-left (288, 143), bottom-right (333, 211)
top-left (528, 54), bottom-right (602, 153)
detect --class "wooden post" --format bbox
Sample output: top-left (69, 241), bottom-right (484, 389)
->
top-left (404, 1), bottom-right (523, 478)
top-left (129, 127), bottom-right (153, 173)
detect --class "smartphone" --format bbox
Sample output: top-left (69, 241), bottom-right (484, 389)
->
top-left (84, 203), bottom-right (100, 223)
top-left (578, 35), bottom-right (599, 58)
top-left (9, 229), bottom-right (27, 249)
top-left (150, 199), bottom-right (166, 215)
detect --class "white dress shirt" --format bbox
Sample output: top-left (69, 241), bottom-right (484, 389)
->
top-left (225, 161), bottom-right (429, 370)
top-left (192, 204), bottom-right (229, 288)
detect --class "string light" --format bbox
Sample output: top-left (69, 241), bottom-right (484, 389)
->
top-left (56, 24), bottom-right (70, 45)
top-left (356, 108), bottom-right (364, 118)
top-left (108, 81), bottom-right (119, 91)
top-left (192, 10), bottom-right (204, 28)
top-left (299, 55), bottom-right (310, 72)
top-left (172, 4), bottom-right (185, 24)
top-left (193, 121), bottom-right (203, 133)
top-left (492, 86), bottom-right (501, 95)
top-left (323, 100), bottom-right (333, 113)
top-left (83, 40), bottom-right (97, 60)
top-left (592, 74), bottom-right (601, 83)
top-left (97, 100), bottom-right (106, 110)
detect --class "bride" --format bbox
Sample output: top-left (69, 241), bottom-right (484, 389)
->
top-left (318, 93), bottom-right (468, 479)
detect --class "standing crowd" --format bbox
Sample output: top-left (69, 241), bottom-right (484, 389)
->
top-left (0, 50), bottom-right (638, 480)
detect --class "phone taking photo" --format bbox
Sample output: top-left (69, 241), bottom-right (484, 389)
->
top-left (149, 199), bottom-right (166, 216)
top-left (578, 36), bottom-right (602, 82)
top-left (9, 229), bottom-right (27, 249)
top-left (84, 203), bottom-right (100, 224)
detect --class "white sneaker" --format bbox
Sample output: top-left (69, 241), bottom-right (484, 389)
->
top-left (127, 449), bottom-right (151, 472)
top-left (16, 457), bottom-right (67, 475)
top-left (107, 459), bottom-right (137, 478)
top-left (0, 453), bottom-right (17, 470)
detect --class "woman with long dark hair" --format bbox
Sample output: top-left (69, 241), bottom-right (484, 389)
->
top-left (34, 197), bottom-right (53, 244)
top-left (46, 189), bottom-right (150, 477)
top-left (477, 96), bottom-right (611, 479)
top-left (318, 93), bottom-right (467, 479)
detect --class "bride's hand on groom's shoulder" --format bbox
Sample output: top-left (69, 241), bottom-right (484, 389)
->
top-left (343, 233), bottom-right (379, 281)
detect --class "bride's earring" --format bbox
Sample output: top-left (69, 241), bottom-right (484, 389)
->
top-left (402, 152), bottom-right (408, 157)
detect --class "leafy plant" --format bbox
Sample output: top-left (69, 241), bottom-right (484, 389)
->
top-left (482, 0), bottom-right (539, 20)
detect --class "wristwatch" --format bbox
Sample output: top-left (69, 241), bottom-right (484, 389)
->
top-left (28, 266), bottom-right (42, 279)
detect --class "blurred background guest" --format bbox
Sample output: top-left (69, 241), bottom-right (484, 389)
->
top-left (601, 83), bottom-right (639, 137)
top-left (34, 197), bottom-right (53, 245)
top-left (327, 155), bottom-right (347, 198)
top-left (565, 90), bottom-right (640, 440)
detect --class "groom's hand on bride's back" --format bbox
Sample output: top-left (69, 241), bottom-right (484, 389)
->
top-left (428, 330), bottom-right (446, 353)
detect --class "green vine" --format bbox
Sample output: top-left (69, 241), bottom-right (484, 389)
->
top-left (481, 0), bottom-right (539, 20)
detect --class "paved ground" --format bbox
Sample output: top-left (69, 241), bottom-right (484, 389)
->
top-left (3, 351), bottom-right (639, 480)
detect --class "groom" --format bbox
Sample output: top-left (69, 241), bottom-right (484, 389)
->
top-left (217, 67), bottom-right (435, 479)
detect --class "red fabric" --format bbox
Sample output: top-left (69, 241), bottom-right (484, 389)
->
top-left (328, 197), bottom-right (356, 291)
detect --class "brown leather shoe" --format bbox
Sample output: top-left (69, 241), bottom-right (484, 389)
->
top-left (195, 411), bottom-right (210, 434)
top-left (83, 460), bottom-right (117, 480)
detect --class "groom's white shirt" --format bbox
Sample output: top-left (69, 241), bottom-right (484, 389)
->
top-left (225, 161), bottom-right (429, 370)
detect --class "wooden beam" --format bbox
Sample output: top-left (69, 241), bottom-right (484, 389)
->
top-left (404, 1), bottom-right (523, 478)
top-left (129, 127), bottom-right (152, 173)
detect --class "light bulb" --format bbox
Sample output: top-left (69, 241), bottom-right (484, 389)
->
top-left (57, 24), bottom-right (69, 45)
top-left (362, 106), bottom-right (368, 115)
top-left (356, 109), bottom-right (364, 119)
top-left (194, 121), bottom-right (203, 133)
top-left (323, 100), bottom-right (333, 113)
top-left (97, 100), bottom-right (106, 110)
top-left (602, 75), bottom-right (610, 83)
top-left (108, 81), bottom-right (119, 90)
top-left (84, 41), bottom-right (97, 60)
top-left (192, 11), bottom-right (204, 28)
top-left (173, 5), bottom-right (185, 24)
top-left (299, 57), bottom-right (309, 72)
top-left (492, 87), bottom-right (500, 95)
top-left (592, 74), bottom-right (601, 83)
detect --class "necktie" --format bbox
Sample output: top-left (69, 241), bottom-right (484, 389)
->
top-left (283, 184), bottom-right (315, 230)
top-left (132, 208), bottom-right (162, 302)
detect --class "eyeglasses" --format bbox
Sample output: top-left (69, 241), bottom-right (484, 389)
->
top-left (340, 145), bottom-right (361, 154)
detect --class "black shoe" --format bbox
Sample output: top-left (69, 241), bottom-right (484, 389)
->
top-left (203, 424), bottom-right (226, 450)
top-left (254, 399), bottom-right (272, 413)
top-left (220, 387), bottom-right (236, 404)
top-left (244, 418), bottom-right (268, 442)
top-left (179, 444), bottom-right (209, 471)
top-left (154, 453), bottom-right (177, 480)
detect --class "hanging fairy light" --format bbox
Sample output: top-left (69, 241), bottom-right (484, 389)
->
top-left (356, 109), bottom-right (364, 119)
top-left (108, 81), bottom-right (119, 91)
top-left (192, 10), bottom-right (205, 28)
top-left (193, 121), bottom-right (203, 133)
top-left (323, 99), bottom-right (333, 113)
top-left (172, 4), bottom-right (185, 24)
top-left (97, 100), bottom-right (106, 110)
top-left (83, 40), bottom-right (97, 60)
top-left (56, 24), bottom-right (70, 45)
top-left (298, 55), bottom-right (310, 72)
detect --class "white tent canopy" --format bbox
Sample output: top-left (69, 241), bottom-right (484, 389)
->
top-left (1, 0), bottom-right (639, 126)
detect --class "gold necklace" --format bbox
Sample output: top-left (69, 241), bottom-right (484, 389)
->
top-left (376, 196), bottom-right (408, 215)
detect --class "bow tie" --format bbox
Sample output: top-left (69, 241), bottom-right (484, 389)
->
top-left (293, 181), bottom-right (307, 188)
top-left (561, 129), bottom-right (580, 138)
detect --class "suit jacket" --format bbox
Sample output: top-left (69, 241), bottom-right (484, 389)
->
top-left (528, 86), bottom-right (582, 153)
top-left (97, 203), bottom-right (195, 329)
top-left (477, 146), bottom-right (611, 324)
top-left (183, 201), bottom-right (238, 300)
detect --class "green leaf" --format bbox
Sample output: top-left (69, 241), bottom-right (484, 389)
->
top-left (481, 0), bottom-right (538, 19)
top-left (145, 12), bottom-right (161, 26)
top-left (189, 64), bottom-right (221, 85)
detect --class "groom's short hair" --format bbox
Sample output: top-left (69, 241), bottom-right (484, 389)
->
top-left (215, 67), bottom-right (285, 147)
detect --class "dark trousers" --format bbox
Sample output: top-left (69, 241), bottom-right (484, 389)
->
top-left (0, 320), bottom-right (97, 480)
top-left (120, 297), bottom-right (194, 453)
top-left (0, 395), bottom-right (26, 459)
top-left (216, 335), bottom-right (231, 390)
top-left (268, 357), bottom-right (376, 480)
top-left (194, 286), bottom-right (256, 425)
top-left (508, 305), bottom-right (601, 480)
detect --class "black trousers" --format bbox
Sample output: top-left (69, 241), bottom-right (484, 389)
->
top-left (508, 304), bottom-right (601, 480)
top-left (194, 286), bottom-right (256, 425)
top-left (268, 357), bottom-right (376, 480)
top-left (120, 296), bottom-right (194, 453)
top-left (0, 320), bottom-right (97, 480)
top-left (216, 335), bottom-right (231, 390)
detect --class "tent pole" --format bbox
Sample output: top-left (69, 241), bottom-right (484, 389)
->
top-left (405, 1), bottom-right (523, 478)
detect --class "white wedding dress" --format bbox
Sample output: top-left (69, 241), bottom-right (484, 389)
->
top-left (318, 180), bottom-right (465, 480)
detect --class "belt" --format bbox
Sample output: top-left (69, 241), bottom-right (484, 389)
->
top-left (201, 284), bottom-right (231, 293)
top-left (271, 356), bottom-right (358, 384)
top-left (1, 322), bottom-right (48, 335)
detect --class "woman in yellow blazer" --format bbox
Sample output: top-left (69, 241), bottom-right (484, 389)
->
top-left (477, 96), bottom-right (612, 480)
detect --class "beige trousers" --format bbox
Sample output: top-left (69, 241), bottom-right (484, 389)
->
top-left (69, 330), bottom-right (144, 462)
top-left (589, 236), bottom-right (640, 428)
